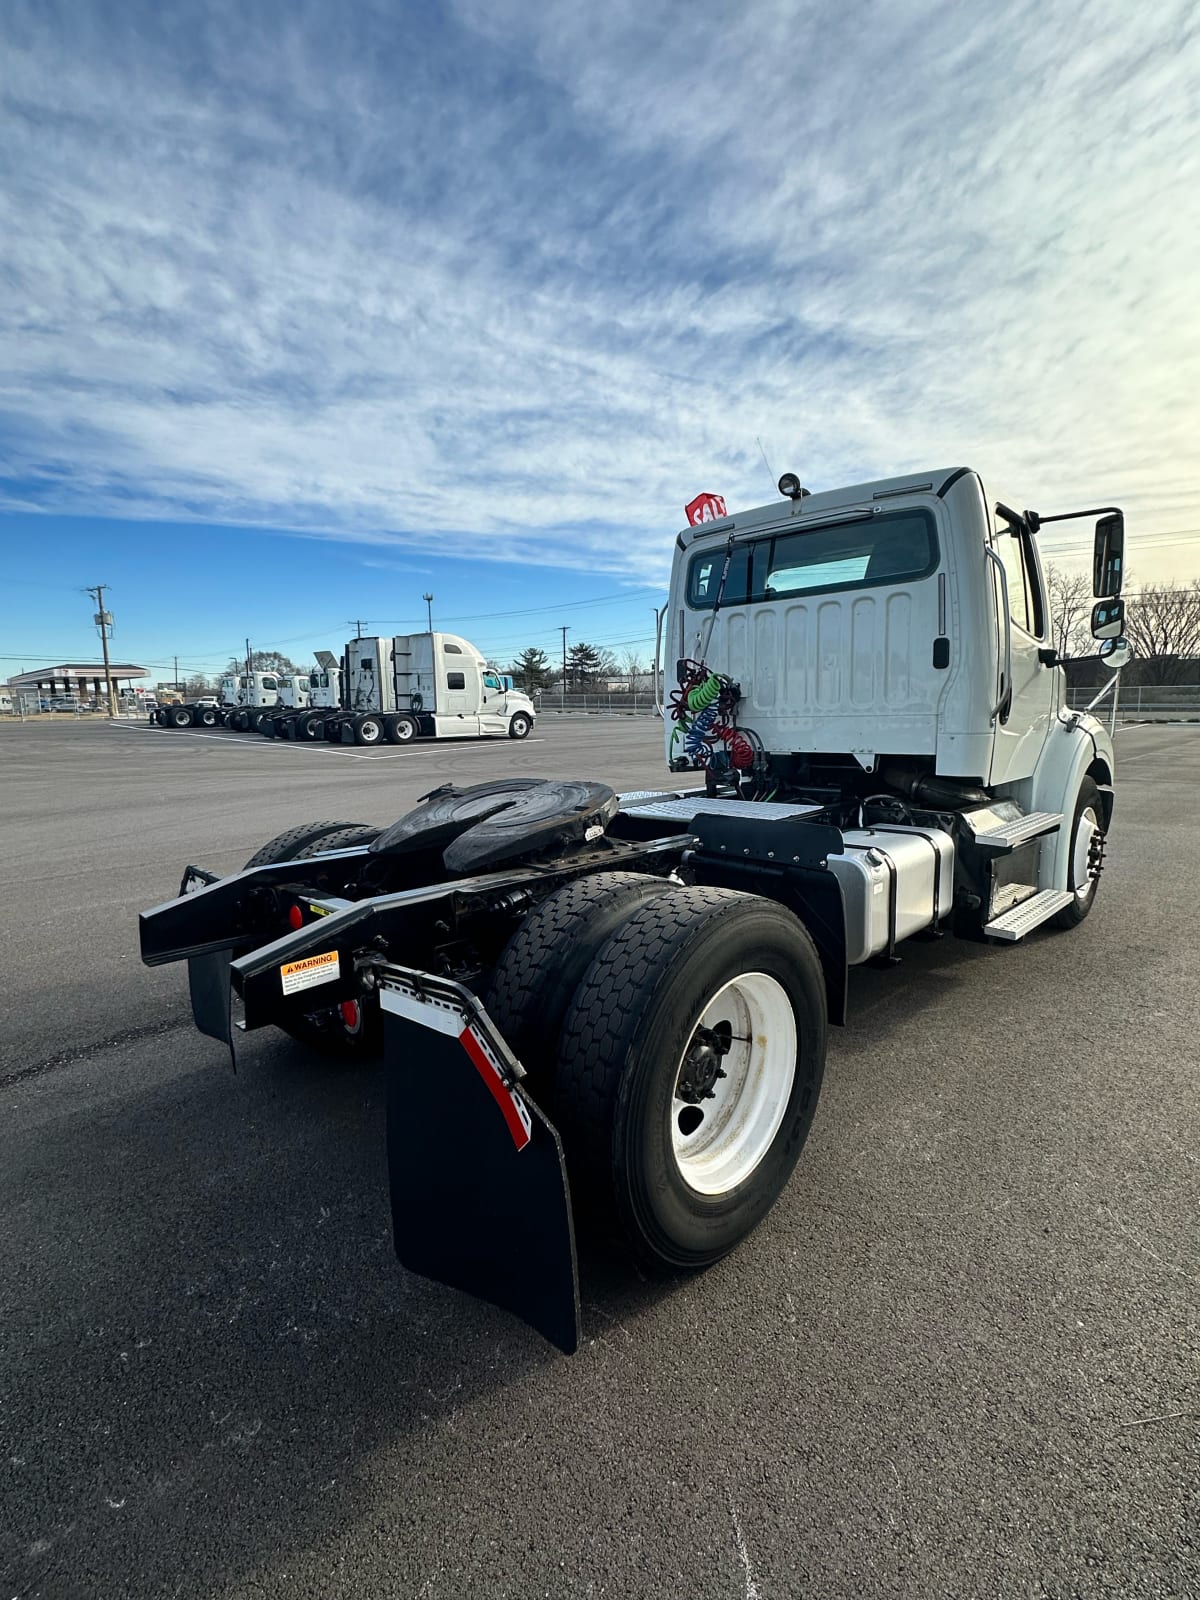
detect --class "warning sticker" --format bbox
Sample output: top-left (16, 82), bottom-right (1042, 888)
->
top-left (281, 950), bottom-right (340, 995)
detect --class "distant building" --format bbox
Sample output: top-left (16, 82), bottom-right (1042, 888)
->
top-left (6, 662), bottom-right (150, 708)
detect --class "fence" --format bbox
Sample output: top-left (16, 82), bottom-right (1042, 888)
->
top-left (1065, 683), bottom-right (1200, 722)
top-left (537, 691), bottom-right (660, 716)
top-left (545, 685), bottom-right (1200, 721)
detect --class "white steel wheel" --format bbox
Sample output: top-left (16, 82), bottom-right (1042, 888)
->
top-left (1072, 805), bottom-right (1100, 903)
top-left (556, 886), bottom-right (827, 1271)
top-left (670, 972), bottom-right (796, 1196)
top-left (1052, 776), bottom-right (1105, 930)
top-left (356, 716), bottom-right (384, 745)
top-left (508, 712), bottom-right (532, 740)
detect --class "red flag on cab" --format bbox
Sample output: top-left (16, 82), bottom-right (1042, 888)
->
top-left (685, 492), bottom-right (728, 526)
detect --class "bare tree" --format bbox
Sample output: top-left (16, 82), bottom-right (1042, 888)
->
top-left (620, 648), bottom-right (644, 690)
top-left (1043, 563), bottom-right (1093, 660)
top-left (1123, 581), bottom-right (1200, 685)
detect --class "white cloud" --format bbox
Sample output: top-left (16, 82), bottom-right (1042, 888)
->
top-left (1, 0), bottom-right (1198, 584)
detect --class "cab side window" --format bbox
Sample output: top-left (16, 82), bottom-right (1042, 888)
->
top-left (446, 672), bottom-right (466, 690)
top-left (993, 510), bottom-right (1046, 639)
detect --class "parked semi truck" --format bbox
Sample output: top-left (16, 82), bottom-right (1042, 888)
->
top-left (140, 465), bottom-right (1127, 1352)
top-left (155, 671), bottom-right (283, 730)
top-left (316, 631), bottom-right (536, 745)
top-left (259, 655), bottom-right (342, 739)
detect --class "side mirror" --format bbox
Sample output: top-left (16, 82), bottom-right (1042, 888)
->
top-left (1093, 512), bottom-right (1124, 598)
top-left (1099, 637), bottom-right (1130, 671)
top-left (1091, 598), bottom-right (1124, 640)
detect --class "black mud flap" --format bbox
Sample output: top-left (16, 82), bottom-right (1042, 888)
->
top-left (188, 949), bottom-right (236, 1069)
top-left (380, 968), bottom-right (580, 1355)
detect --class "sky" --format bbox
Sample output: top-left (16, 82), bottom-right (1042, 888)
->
top-left (1, 0), bottom-right (1198, 684)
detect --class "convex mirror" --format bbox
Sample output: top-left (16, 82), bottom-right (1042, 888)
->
top-left (1092, 598), bottom-right (1124, 640)
top-left (1099, 637), bottom-right (1130, 671)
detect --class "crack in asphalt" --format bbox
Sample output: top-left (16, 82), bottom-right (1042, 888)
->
top-left (0, 1015), bottom-right (191, 1089)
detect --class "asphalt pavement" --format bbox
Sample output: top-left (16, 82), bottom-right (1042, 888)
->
top-left (2, 716), bottom-right (1197, 1599)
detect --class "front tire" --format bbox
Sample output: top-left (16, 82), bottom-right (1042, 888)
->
top-left (556, 887), bottom-right (826, 1270)
top-left (1052, 777), bottom-right (1104, 929)
top-left (508, 712), bottom-right (533, 740)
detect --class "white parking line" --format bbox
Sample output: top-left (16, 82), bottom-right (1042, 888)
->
top-left (339, 740), bottom-right (546, 760)
top-left (107, 722), bottom-right (546, 759)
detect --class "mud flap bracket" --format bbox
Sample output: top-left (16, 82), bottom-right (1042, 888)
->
top-left (379, 967), bottom-right (580, 1355)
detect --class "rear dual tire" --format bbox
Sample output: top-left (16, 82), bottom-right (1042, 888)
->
top-left (490, 880), bottom-right (826, 1272)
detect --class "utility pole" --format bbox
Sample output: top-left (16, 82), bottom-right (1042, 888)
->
top-left (86, 585), bottom-right (118, 717)
top-left (349, 619), bottom-right (365, 639)
top-left (245, 638), bottom-right (252, 680)
top-left (174, 655), bottom-right (180, 694)
top-left (560, 625), bottom-right (569, 711)
top-left (423, 593), bottom-right (434, 632)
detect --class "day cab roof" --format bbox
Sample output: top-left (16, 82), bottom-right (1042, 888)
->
top-left (678, 467), bottom-right (972, 547)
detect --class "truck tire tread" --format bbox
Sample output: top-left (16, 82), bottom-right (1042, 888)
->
top-left (242, 820), bottom-right (372, 871)
top-left (555, 886), bottom-right (826, 1266)
top-left (288, 824), bottom-right (381, 859)
top-left (485, 871), bottom-right (671, 1094)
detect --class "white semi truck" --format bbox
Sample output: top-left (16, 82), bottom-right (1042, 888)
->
top-left (141, 464), bottom-right (1127, 1353)
top-left (259, 654), bottom-right (342, 739)
top-left (318, 631), bottom-right (536, 746)
top-left (155, 671), bottom-right (284, 730)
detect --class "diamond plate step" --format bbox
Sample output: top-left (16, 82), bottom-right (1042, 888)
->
top-left (984, 888), bottom-right (1074, 941)
top-left (974, 811), bottom-right (1063, 851)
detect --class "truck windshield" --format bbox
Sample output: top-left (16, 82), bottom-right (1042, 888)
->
top-left (687, 509), bottom-right (938, 608)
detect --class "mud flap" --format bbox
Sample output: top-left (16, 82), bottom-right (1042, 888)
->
top-left (188, 949), bottom-right (236, 1069)
top-left (379, 968), bottom-right (580, 1354)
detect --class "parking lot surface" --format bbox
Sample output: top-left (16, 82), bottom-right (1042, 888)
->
top-left (2, 717), bottom-right (1197, 1599)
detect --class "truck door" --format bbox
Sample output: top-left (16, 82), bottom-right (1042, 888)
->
top-left (988, 511), bottom-right (1057, 786)
top-left (440, 664), bottom-right (477, 727)
top-left (478, 671), bottom-right (508, 735)
top-left (258, 674), bottom-right (279, 706)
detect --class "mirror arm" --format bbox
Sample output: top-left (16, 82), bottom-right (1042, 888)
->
top-left (1026, 504), bottom-right (1123, 527)
top-left (1084, 677), bottom-right (1118, 714)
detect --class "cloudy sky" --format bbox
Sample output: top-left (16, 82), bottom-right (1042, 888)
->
top-left (1, 0), bottom-right (1197, 678)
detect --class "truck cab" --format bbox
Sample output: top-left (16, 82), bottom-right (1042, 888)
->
top-left (668, 466), bottom-right (1125, 936)
top-left (330, 632), bottom-right (536, 745)
top-left (276, 675), bottom-right (312, 710)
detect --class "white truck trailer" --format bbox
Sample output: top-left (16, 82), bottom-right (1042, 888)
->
top-left (320, 631), bottom-right (536, 746)
top-left (140, 464), bottom-right (1127, 1352)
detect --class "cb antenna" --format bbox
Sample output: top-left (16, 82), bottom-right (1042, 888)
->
top-left (756, 436), bottom-right (776, 494)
